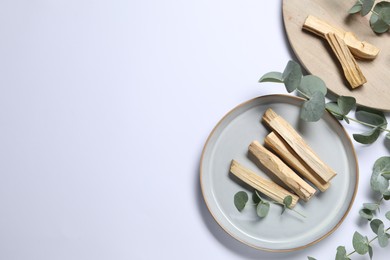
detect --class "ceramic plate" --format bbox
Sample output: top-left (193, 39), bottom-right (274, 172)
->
top-left (282, 0), bottom-right (390, 111)
top-left (200, 95), bottom-right (358, 251)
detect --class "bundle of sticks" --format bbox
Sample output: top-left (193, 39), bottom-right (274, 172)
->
top-left (230, 108), bottom-right (337, 208)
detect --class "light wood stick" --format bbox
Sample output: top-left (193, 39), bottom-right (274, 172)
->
top-left (325, 32), bottom-right (367, 89)
top-left (230, 160), bottom-right (299, 207)
top-left (303, 15), bottom-right (379, 60)
top-left (262, 108), bottom-right (337, 183)
top-left (248, 141), bottom-right (316, 201)
top-left (264, 132), bottom-right (330, 192)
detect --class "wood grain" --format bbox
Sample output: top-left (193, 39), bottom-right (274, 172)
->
top-left (230, 160), bottom-right (299, 207)
top-left (249, 141), bottom-right (316, 201)
top-left (262, 108), bottom-right (337, 183)
top-left (264, 132), bottom-right (330, 192)
top-left (283, 0), bottom-right (390, 111)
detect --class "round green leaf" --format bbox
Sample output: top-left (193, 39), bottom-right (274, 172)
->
top-left (338, 96), bottom-right (356, 115)
top-left (353, 127), bottom-right (381, 144)
top-left (364, 202), bottom-right (379, 211)
top-left (259, 71), bottom-right (283, 83)
top-left (355, 109), bottom-right (387, 127)
top-left (371, 17), bottom-right (389, 33)
top-left (349, 2), bottom-right (363, 14)
top-left (282, 60), bottom-right (302, 93)
top-left (370, 219), bottom-right (383, 234)
top-left (256, 202), bottom-right (270, 218)
top-left (283, 195), bottom-right (293, 208)
top-left (300, 91), bottom-right (325, 122)
top-left (352, 231), bottom-right (369, 255)
top-left (252, 190), bottom-right (261, 204)
top-left (335, 246), bottom-right (348, 260)
top-left (298, 75), bottom-right (327, 97)
top-left (326, 102), bottom-right (343, 120)
top-left (378, 223), bottom-right (389, 247)
top-left (362, 0), bottom-right (375, 16)
top-left (386, 211), bottom-right (390, 220)
top-left (379, 7), bottom-right (390, 24)
top-left (371, 157), bottom-right (390, 193)
top-left (360, 208), bottom-right (374, 220)
top-left (234, 191), bottom-right (248, 212)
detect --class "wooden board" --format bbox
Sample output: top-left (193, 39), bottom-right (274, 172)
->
top-left (283, 0), bottom-right (390, 111)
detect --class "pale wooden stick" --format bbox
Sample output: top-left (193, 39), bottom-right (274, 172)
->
top-left (303, 15), bottom-right (379, 60)
top-left (248, 141), bottom-right (316, 201)
top-left (264, 132), bottom-right (330, 192)
top-left (325, 32), bottom-right (367, 89)
top-left (262, 108), bottom-right (337, 183)
top-left (230, 160), bottom-right (299, 207)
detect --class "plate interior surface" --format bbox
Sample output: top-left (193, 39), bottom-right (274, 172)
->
top-left (200, 95), bottom-right (358, 251)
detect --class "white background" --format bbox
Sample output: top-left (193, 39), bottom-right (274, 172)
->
top-left (0, 0), bottom-right (389, 259)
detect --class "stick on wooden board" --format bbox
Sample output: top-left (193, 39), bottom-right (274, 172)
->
top-left (262, 108), bottom-right (337, 183)
top-left (248, 141), bottom-right (316, 201)
top-left (230, 160), bottom-right (299, 208)
top-left (325, 32), bottom-right (367, 89)
top-left (303, 15), bottom-right (379, 60)
top-left (264, 132), bottom-right (330, 192)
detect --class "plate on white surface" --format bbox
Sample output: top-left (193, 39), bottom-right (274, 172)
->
top-left (200, 95), bottom-right (358, 251)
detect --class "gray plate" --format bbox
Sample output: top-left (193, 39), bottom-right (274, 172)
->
top-left (200, 95), bottom-right (358, 251)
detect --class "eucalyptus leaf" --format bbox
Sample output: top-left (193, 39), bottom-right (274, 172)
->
top-left (256, 202), bottom-right (270, 218)
top-left (370, 219), bottom-right (383, 234)
top-left (384, 190), bottom-right (390, 200)
top-left (380, 6), bottom-right (390, 24)
top-left (283, 195), bottom-right (293, 208)
top-left (382, 172), bottom-right (390, 180)
top-left (386, 211), bottom-right (390, 220)
top-left (349, 2), bottom-right (363, 14)
top-left (371, 17), bottom-right (390, 33)
top-left (364, 203), bottom-right (379, 211)
top-left (377, 223), bottom-right (389, 247)
top-left (386, 133), bottom-right (390, 140)
top-left (355, 109), bottom-right (387, 127)
top-left (352, 231), bottom-right (369, 255)
top-left (368, 244), bottom-right (373, 260)
top-left (326, 102), bottom-right (344, 120)
top-left (307, 257), bottom-right (317, 260)
top-left (282, 60), bottom-right (302, 93)
top-left (360, 208), bottom-right (374, 220)
top-left (234, 191), bottom-right (248, 212)
top-left (252, 190), bottom-right (261, 204)
top-left (361, 0), bottom-right (375, 16)
top-left (335, 246), bottom-right (348, 260)
top-left (353, 127), bottom-right (381, 144)
top-left (300, 91), bottom-right (325, 122)
top-left (371, 1), bottom-right (390, 33)
top-left (259, 72), bottom-right (283, 83)
top-left (338, 96), bottom-right (356, 115)
top-left (371, 157), bottom-right (390, 193)
top-left (298, 75), bottom-right (327, 97)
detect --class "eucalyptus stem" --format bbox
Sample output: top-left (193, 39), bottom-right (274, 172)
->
top-left (327, 109), bottom-right (390, 133)
top-left (296, 89), bottom-right (390, 134)
top-left (346, 227), bottom-right (390, 257)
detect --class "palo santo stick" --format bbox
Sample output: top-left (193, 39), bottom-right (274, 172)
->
top-left (264, 132), bottom-right (330, 192)
top-left (262, 108), bottom-right (337, 183)
top-left (303, 15), bottom-right (379, 60)
top-left (325, 32), bottom-right (367, 89)
top-left (230, 160), bottom-right (299, 207)
top-left (248, 141), bottom-right (316, 201)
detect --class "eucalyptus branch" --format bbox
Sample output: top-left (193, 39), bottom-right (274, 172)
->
top-left (259, 60), bottom-right (390, 145)
top-left (349, 0), bottom-right (390, 34)
top-left (325, 109), bottom-right (390, 133)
